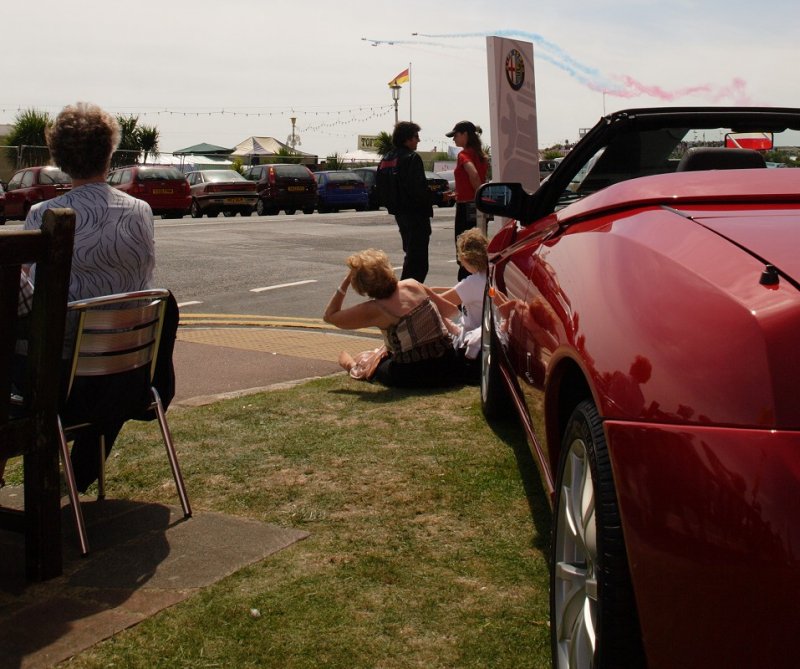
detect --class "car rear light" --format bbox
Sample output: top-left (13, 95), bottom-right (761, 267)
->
top-left (268, 167), bottom-right (276, 184)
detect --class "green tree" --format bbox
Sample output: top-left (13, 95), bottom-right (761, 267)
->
top-left (138, 125), bottom-right (160, 164)
top-left (375, 131), bottom-right (393, 156)
top-left (5, 108), bottom-right (52, 168)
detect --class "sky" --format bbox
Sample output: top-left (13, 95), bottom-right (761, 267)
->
top-left (4, 0), bottom-right (797, 160)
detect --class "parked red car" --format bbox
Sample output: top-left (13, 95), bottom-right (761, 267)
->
top-left (3, 166), bottom-right (72, 221)
top-left (186, 169), bottom-right (257, 218)
top-left (477, 107), bottom-right (800, 669)
top-left (0, 180), bottom-right (6, 224)
top-left (107, 165), bottom-right (190, 219)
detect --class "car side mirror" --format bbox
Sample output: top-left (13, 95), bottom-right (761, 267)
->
top-left (475, 183), bottom-right (526, 221)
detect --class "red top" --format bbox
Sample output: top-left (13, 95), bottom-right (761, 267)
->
top-left (454, 147), bottom-right (488, 202)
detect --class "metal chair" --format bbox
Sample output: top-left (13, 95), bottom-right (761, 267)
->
top-left (58, 289), bottom-right (191, 555)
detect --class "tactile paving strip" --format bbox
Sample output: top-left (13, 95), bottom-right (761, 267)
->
top-left (177, 327), bottom-right (381, 362)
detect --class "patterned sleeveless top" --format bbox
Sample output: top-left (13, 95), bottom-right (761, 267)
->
top-left (382, 299), bottom-right (454, 364)
top-left (25, 182), bottom-right (155, 301)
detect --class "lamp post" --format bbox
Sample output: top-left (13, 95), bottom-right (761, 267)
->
top-left (390, 84), bottom-right (401, 125)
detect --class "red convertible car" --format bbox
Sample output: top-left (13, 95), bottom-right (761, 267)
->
top-left (476, 107), bottom-right (800, 669)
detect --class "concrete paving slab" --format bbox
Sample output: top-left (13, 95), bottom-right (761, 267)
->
top-left (0, 489), bottom-right (308, 669)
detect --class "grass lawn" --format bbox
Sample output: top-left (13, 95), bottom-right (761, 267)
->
top-left (60, 374), bottom-right (553, 668)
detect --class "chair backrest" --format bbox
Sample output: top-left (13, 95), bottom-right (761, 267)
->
top-left (676, 147), bottom-right (767, 172)
top-left (0, 208), bottom-right (75, 456)
top-left (65, 289), bottom-right (170, 398)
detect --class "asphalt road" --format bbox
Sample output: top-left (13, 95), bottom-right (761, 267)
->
top-left (153, 208), bottom-right (497, 320)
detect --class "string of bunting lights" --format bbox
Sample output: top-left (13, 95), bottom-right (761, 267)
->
top-left (0, 104), bottom-right (394, 134)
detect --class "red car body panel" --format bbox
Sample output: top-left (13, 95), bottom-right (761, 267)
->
top-left (3, 167), bottom-right (72, 220)
top-left (486, 156), bottom-right (800, 666)
top-left (606, 421), bottom-right (800, 668)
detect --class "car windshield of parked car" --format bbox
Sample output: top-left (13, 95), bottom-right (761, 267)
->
top-left (556, 120), bottom-right (800, 211)
top-left (137, 167), bottom-right (185, 180)
top-left (274, 165), bottom-right (312, 178)
top-left (39, 168), bottom-right (71, 185)
top-left (203, 170), bottom-right (246, 182)
top-left (326, 172), bottom-right (363, 183)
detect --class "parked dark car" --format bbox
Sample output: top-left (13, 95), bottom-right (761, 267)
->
top-left (242, 163), bottom-right (317, 215)
top-left (349, 166), bottom-right (379, 209)
top-left (426, 171), bottom-right (454, 207)
top-left (186, 169), bottom-right (258, 218)
top-left (3, 166), bottom-right (72, 221)
top-left (314, 171), bottom-right (369, 213)
top-left (107, 165), bottom-right (190, 219)
top-left (476, 106), bottom-right (800, 669)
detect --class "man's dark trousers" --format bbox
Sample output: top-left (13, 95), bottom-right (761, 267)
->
top-left (395, 213), bottom-right (431, 282)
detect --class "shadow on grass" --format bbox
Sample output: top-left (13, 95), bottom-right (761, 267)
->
top-left (329, 383), bottom-right (465, 404)
top-left (485, 415), bottom-right (553, 558)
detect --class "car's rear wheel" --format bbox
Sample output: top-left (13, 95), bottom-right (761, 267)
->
top-left (256, 199), bottom-right (266, 216)
top-left (190, 200), bottom-right (202, 218)
top-left (551, 400), bottom-right (646, 669)
top-left (480, 290), bottom-right (513, 420)
top-left (302, 207), bottom-right (314, 215)
top-left (284, 208), bottom-right (296, 215)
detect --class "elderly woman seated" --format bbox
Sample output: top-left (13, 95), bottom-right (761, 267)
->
top-left (323, 248), bottom-right (464, 387)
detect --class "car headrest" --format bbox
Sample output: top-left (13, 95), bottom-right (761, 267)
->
top-left (676, 147), bottom-right (767, 172)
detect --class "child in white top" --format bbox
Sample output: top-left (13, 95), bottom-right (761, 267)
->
top-left (434, 228), bottom-right (488, 360)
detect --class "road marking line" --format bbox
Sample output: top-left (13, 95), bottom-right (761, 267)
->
top-left (177, 300), bottom-right (203, 307)
top-left (250, 280), bottom-right (318, 293)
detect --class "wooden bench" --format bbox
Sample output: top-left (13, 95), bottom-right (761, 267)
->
top-left (0, 208), bottom-right (75, 581)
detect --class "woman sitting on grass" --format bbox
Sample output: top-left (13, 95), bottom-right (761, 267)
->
top-left (323, 249), bottom-right (463, 387)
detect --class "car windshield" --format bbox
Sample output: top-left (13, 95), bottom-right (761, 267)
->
top-left (326, 172), bottom-right (362, 183)
top-left (137, 167), bottom-right (185, 181)
top-left (273, 165), bottom-right (312, 178)
top-left (546, 109), bottom-right (800, 212)
top-left (202, 170), bottom-right (246, 182)
top-left (40, 168), bottom-right (71, 185)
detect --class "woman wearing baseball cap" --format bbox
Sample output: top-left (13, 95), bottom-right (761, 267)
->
top-left (446, 121), bottom-right (489, 280)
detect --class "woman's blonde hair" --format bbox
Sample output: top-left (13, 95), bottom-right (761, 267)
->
top-left (347, 249), bottom-right (398, 299)
top-left (456, 228), bottom-right (488, 273)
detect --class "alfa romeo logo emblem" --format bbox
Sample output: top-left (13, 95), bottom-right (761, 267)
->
top-left (505, 49), bottom-right (525, 91)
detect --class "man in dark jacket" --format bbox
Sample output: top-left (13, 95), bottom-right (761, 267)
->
top-left (376, 121), bottom-right (433, 282)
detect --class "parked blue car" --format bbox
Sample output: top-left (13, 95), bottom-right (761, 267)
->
top-left (314, 171), bottom-right (369, 213)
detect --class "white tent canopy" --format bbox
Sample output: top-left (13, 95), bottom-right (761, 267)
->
top-left (231, 136), bottom-right (317, 163)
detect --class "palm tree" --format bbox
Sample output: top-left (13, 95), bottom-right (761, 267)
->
top-left (114, 115), bottom-right (141, 167)
top-left (375, 131), bottom-right (393, 156)
top-left (138, 125), bottom-right (160, 164)
top-left (5, 108), bottom-right (52, 167)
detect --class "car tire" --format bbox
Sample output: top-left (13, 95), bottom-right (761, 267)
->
top-left (256, 199), bottom-right (266, 216)
top-left (190, 201), bottom-right (202, 218)
top-left (551, 400), bottom-right (646, 669)
top-left (284, 208), bottom-right (296, 216)
top-left (302, 207), bottom-right (314, 215)
top-left (480, 290), bottom-right (514, 420)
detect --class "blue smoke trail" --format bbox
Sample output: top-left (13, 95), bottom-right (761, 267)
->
top-left (404, 30), bottom-right (752, 103)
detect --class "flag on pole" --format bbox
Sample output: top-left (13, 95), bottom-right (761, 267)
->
top-left (388, 68), bottom-right (410, 87)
